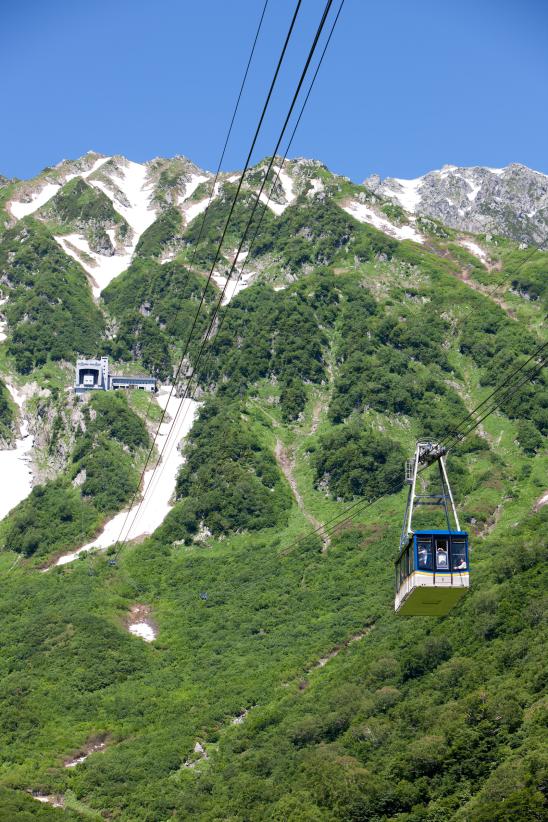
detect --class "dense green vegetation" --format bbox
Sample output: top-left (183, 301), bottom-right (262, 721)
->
top-left (175, 509), bottom-right (546, 821)
top-left (155, 397), bottom-right (291, 542)
top-left (0, 220), bottom-right (104, 372)
top-left (102, 258), bottom-right (217, 379)
top-left (494, 241), bottom-right (548, 308)
top-left (42, 178), bottom-right (127, 234)
top-left (1, 392), bottom-right (149, 560)
top-left (314, 424), bottom-right (405, 500)
top-left (183, 182), bottom-right (276, 266)
top-left (39, 178), bottom-right (129, 255)
top-left (0, 379), bottom-right (14, 443)
top-left (134, 206), bottom-right (182, 258)
top-left (198, 281), bottom-right (328, 406)
top-left (251, 197), bottom-right (397, 271)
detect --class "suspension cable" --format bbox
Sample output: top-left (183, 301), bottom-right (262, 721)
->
top-left (134, 0), bottom-right (346, 524)
top-left (115, 0), bottom-right (336, 552)
top-left (110, 0), bottom-right (302, 549)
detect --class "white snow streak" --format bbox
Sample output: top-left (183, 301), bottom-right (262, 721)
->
top-left (0, 383), bottom-right (34, 521)
top-left (273, 165), bottom-right (296, 206)
top-left (388, 177), bottom-right (423, 212)
top-left (460, 239), bottom-right (489, 263)
top-left (64, 741), bottom-right (106, 768)
top-left (10, 184), bottom-right (61, 219)
top-left (211, 268), bottom-right (254, 304)
top-left (178, 173), bottom-right (208, 204)
top-left (258, 191), bottom-right (285, 216)
top-left (183, 181), bottom-right (221, 223)
top-left (343, 201), bottom-right (425, 244)
top-left (89, 160), bottom-right (156, 237)
top-left (184, 197), bottom-right (209, 223)
top-left (129, 622), bottom-right (156, 642)
top-left (55, 233), bottom-right (133, 297)
top-left (309, 178), bottom-right (324, 197)
top-left (54, 386), bottom-right (198, 566)
top-left (9, 157), bottom-right (111, 219)
top-left (467, 181), bottom-right (481, 202)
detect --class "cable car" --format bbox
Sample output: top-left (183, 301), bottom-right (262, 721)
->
top-left (395, 442), bottom-right (470, 616)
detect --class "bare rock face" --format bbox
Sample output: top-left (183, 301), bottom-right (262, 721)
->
top-left (366, 163), bottom-right (548, 247)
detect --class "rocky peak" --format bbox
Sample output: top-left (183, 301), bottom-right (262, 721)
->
top-left (368, 163), bottom-right (548, 247)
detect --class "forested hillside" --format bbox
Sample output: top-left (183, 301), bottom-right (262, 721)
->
top-left (0, 153), bottom-right (546, 821)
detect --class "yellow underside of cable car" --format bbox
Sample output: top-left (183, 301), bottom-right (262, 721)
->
top-left (395, 571), bottom-right (470, 616)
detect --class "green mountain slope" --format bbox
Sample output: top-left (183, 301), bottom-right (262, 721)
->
top-left (0, 155), bottom-right (546, 821)
top-left (0, 219), bottom-right (104, 372)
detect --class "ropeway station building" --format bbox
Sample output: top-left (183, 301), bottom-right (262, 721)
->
top-left (75, 356), bottom-right (156, 394)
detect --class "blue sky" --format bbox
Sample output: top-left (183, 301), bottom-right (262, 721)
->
top-left (2, 0), bottom-right (547, 181)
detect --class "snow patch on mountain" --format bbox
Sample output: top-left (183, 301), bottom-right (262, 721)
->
top-left (55, 233), bottom-right (133, 297)
top-left (343, 200), bottom-right (425, 244)
top-left (386, 177), bottom-right (423, 212)
top-left (9, 156), bottom-right (111, 219)
top-left (459, 238), bottom-right (489, 263)
top-left (0, 383), bottom-right (34, 520)
top-left (10, 184), bottom-right (63, 219)
top-left (259, 190), bottom-right (286, 216)
top-left (308, 178), bottom-right (325, 198)
top-left (54, 386), bottom-right (198, 566)
top-left (183, 181), bottom-right (221, 223)
top-left (179, 173), bottom-right (209, 204)
top-left (273, 165), bottom-right (296, 205)
top-left (89, 160), bottom-right (156, 237)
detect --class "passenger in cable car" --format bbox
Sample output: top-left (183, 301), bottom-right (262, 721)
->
top-left (436, 543), bottom-right (449, 570)
top-left (418, 540), bottom-right (431, 569)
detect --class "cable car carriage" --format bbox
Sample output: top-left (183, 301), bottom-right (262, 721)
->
top-left (395, 442), bottom-right (470, 616)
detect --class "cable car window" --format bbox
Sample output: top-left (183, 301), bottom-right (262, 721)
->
top-left (417, 540), bottom-right (432, 570)
top-left (397, 558), bottom-right (404, 587)
top-left (452, 539), bottom-right (467, 570)
top-left (435, 539), bottom-right (449, 570)
top-left (404, 548), bottom-right (410, 578)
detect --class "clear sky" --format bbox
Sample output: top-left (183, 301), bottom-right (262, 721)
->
top-left (1, 0), bottom-right (547, 182)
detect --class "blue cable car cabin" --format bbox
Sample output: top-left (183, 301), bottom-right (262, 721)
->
top-left (395, 442), bottom-right (471, 616)
top-left (395, 530), bottom-right (470, 616)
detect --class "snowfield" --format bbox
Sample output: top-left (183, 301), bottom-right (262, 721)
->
top-left (54, 233), bottom-right (133, 297)
top-left (212, 269), bottom-right (254, 304)
top-left (129, 622), bottom-right (156, 641)
top-left (258, 190), bottom-right (286, 216)
top-left (178, 173), bottom-right (209, 204)
top-left (184, 196), bottom-right (210, 223)
top-left (89, 159), bottom-right (156, 237)
top-left (54, 386), bottom-right (198, 566)
top-left (183, 181), bottom-right (221, 223)
top-left (275, 166), bottom-right (296, 204)
top-left (386, 177), bottom-right (423, 212)
top-left (0, 383), bottom-right (34, 521)
top-left (343, 200), bottom-right (425, 244)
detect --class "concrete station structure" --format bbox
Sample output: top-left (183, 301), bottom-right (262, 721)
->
top-left (75, 356), bottom-right (156, 394)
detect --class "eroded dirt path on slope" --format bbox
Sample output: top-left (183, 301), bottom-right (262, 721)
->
top-left (275, 439), bottom-right (330, 551)
top-left (454, 264), bottom-right (516, 318)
